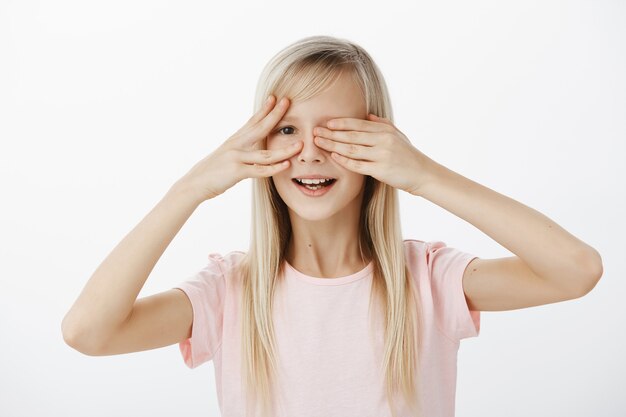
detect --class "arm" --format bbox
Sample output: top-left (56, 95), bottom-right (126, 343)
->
top-left (61, 182), bottom-right (202, 353)
top-left (61, 94), bottom-right (298, 354)
top-left (416, 160), bottom-right (603, 312)
top-left (305, 113), bottom-right (603, 311)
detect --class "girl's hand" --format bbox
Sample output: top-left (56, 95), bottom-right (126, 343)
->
top-left (313, 114), bottom-right (437, 196)
top-left (177, 95), bottom-right (302, 203)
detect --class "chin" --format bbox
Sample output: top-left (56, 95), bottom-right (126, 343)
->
top-left (288, 206), bottom-right (338, 222)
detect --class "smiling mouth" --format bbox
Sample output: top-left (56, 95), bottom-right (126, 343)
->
top-left (291, 178), bottom-right (337, 190)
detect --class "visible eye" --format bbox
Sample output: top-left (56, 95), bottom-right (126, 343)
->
top-left (275, 126), bottom-right (295, 135)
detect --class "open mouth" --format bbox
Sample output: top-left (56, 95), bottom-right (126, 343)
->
top-left (291, 178), bottom-right (337, 191)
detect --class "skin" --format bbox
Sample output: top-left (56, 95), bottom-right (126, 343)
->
top-left (301, 80), bottom-right (603, 310)
top-left (62, 66), bottom-right (604, 358)
top-left (266, 71), bottom-right (371, 278)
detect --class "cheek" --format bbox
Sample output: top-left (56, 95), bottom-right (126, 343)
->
top-left (267, 135), bottom-right (298, 150)
top-left (270, 165), bottom-right (291, 183)
top-left (271, 175), bottom-right (292, 199)
top-left (345, 173), bottom-right (366, 190)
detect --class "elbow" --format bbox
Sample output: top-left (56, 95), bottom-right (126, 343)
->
top-left (574, 247), bottom-right (604, 297)
top-left (61, 316), bottom-right (104, 356)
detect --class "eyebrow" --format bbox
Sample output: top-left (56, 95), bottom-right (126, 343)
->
top-left (280, 115), bottom-right (337, 123)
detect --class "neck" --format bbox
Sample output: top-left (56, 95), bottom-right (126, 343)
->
top-left (285, 210), bottom-right (370, 279)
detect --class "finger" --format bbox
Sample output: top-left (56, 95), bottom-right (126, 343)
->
top-left (253, 96), bottom-right (291, 138)
top-left (244, 159), bottom-right (291, 179)
top-left (247, 95), bottom-right (277, 125)
top-left (314, 136), bottom-right (375, 161)
top-left (314, 127), bottom-right (377, 146)
top-left (330, 152), bottom-right (373, 176)
top-left (325, 116), bottom-right (389, 133)
top-left (368, 113), bottom-right (394, 125)
top-left (238, 141), bottom-right (302, 165)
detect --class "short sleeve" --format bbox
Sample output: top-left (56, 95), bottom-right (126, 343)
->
top-left (173, 253), bottom-right (227, 369)
top-left (426, 241), bottom-right (481, 342)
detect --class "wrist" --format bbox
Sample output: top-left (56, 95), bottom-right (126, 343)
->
top-left (409, 156), bottom-right (445, 198)
top-left (167, 179), bottom-right (205, 207)
top-left (415, 159), bottom-right (458, 200)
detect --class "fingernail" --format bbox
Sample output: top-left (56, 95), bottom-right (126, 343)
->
top-left (266, 95), bottom-right (273, 104)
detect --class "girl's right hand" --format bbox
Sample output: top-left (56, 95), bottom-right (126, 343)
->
top-left (177, 95), bottom-right (301, 203)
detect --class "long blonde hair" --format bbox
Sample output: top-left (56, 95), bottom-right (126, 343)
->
top-left (238, 35), bottom-right (423, 417)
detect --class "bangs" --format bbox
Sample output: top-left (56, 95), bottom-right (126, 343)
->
top-left (273, 58), bottom-right (358, 103)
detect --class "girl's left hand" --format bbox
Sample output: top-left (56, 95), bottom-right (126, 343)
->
top-left (313, 114), bottom-right (436, 196)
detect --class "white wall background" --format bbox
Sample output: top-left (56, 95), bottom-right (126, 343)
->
top-left (1, 0), bottom-right (624, 416)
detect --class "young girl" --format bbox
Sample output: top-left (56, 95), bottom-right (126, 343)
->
top-left (62, 35), bottom-right (603, 417)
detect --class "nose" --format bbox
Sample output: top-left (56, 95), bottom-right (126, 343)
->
top-left (296, 128), bottom-right (327, 163)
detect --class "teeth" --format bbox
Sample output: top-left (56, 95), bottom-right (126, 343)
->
top-left (296, 178), bottom-right (333, 185)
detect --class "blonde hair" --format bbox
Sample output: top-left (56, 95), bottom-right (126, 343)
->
top-left (237, 35), bottom-right (423, 417)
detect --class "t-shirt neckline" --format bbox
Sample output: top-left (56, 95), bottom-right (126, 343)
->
top-left (284, 259), bottom-right (374, 285)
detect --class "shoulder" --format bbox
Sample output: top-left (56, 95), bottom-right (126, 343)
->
top-left (402, 238), bottom-right (446, 262)
top-left (402, 239), bottom-right (481, 340)
top-left (208, 250), bottom-right (247, 269)
top-left (205, 250), bottom-right (248, 287)
top-left (402, 238), bottom-right (446, 250)
top-left (402, 238), bottom-right (475, 278)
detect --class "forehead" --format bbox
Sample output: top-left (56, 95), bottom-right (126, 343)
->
top-left (281, 72), bottom-right (366, 121)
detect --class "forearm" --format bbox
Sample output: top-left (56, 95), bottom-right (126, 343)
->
top-left (62, 181), bottom-right (202, 345)
top-left (415, 159), bottom-right (602, 291)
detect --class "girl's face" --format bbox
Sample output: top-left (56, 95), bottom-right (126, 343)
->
top-left (266, 72), bottom-right (368, 222)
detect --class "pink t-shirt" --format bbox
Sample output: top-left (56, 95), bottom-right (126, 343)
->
top-left (174, 239), bottom-right (480, 417)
